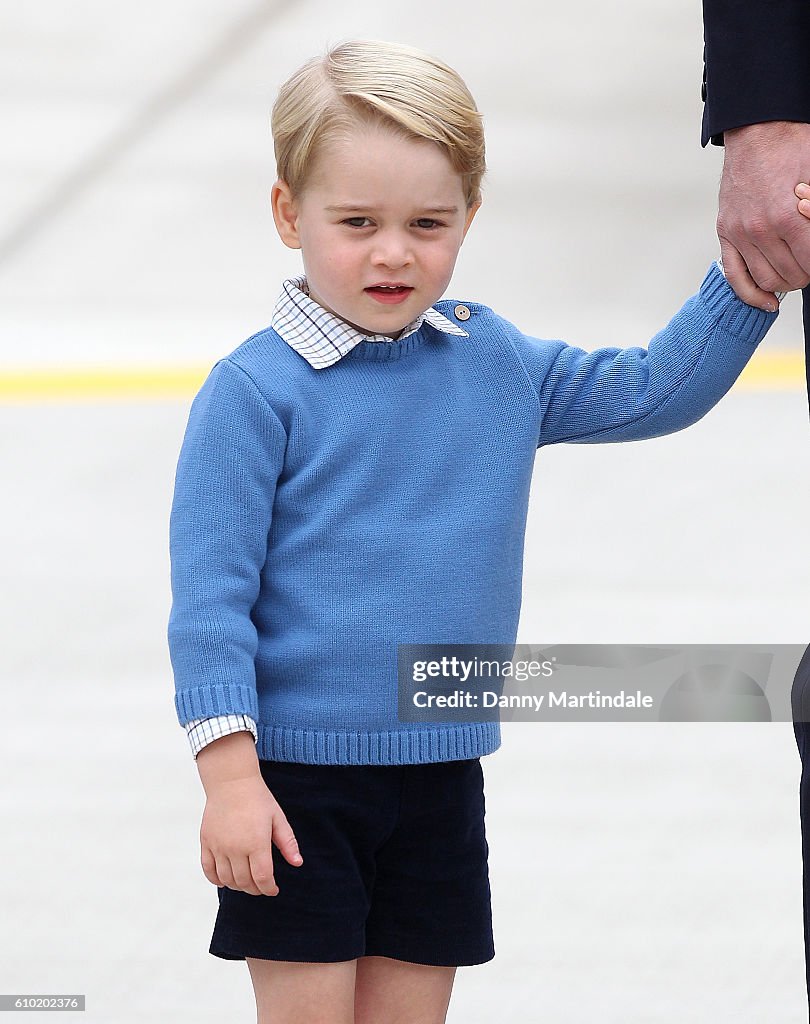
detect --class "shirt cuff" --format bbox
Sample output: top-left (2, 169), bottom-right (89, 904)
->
top-left (185, 715), bottom-right (258, 759)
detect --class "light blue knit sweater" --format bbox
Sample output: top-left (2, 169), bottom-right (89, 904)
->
top-left (167, 262), bottom-right (776, 764)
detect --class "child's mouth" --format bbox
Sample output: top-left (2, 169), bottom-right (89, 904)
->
top-left (365, 285), bottom-right (413, 304)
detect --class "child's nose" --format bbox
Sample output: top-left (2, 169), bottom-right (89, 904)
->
top-left (371, 233), bottom-right (413, 268)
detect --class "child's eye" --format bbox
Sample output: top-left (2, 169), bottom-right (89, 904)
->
top-left (340, 217), bottom-right (444, 230)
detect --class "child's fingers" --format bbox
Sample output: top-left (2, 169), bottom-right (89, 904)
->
top-left (270, 807), bottom-right (305, 868)
top-left (248, 847), bottom-right (281, 896)
top-left (213, 853), bottom-right (239, 891)
top-left (719, 240), bottom-right (779, 312)
top-left (226, 852), bottom-right (267, 896)
top-left (203, 843), bottom-right (280, 897)
top-left (201, 844), bottom-right (223, 888)
top-left (797, 182), bottom-right (810, 220)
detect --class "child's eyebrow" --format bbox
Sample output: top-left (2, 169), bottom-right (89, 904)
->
top-left (325, 203), bottom-right (459, 215)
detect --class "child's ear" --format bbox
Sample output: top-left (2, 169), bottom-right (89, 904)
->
top-left (271, 179), bottom-right (302, 249)
top-left (461, 199), bottom-right (482, 241)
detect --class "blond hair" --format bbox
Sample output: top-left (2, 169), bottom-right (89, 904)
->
top-left (271, 39), bottom-right (486, 209)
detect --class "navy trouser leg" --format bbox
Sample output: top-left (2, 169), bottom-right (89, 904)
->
top-left (801, 287), bottom-right (810, 1013)
top-left (793, 641), bottom-right (810, 1012)
top-left (805, 287), bottom-right (810, 414)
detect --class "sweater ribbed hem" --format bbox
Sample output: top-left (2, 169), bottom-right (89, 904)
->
top-left (698, 261), bottom-right (777, 340)
top-left (255, 721), bottom-right (501, 764)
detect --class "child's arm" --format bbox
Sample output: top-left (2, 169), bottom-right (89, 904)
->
top-left (500, 262), bottom-right (778, 447)
top-left (168, 357), bottom-right (285, 726)
top-left (196, 730), bottom-right (303, 897)
top-left (168, 357), bottom-right (302, 894)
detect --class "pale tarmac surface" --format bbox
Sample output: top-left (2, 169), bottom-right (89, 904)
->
top-left (2, 1), bottom-right (810, 1021)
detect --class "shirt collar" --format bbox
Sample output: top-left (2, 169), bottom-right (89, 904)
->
top-left (270, 275), bottom-right (469, 369)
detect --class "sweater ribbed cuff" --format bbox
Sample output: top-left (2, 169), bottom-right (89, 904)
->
top-left (698, 261), bottom-right (778, 342)
top-left (175, 683), bottom-right (259, 725)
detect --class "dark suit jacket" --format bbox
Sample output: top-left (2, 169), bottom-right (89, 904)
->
top-left (702, 0), bottom-right (810, 146)
top-left (702, 0), bottom-right (810, 409)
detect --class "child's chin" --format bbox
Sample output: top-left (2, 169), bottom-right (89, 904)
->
top-left (341, 311), bottom-right (401, 338)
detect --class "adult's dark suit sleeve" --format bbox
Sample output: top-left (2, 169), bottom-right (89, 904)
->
top-left (701, 0), bottom-right (810, 147)
top-left (711, 10), bottom-right (810, 1011)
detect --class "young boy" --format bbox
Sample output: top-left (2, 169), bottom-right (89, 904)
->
top-left (167, 37), bottom-right (805, 1024)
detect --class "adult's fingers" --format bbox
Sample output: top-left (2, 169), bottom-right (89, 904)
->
top-left (718, 123), bottom-right (810, 287)
top-left (741, 234), bottom-right (807, 293)
top-left (719, 238), bottom-right (779, 312)
top-left (718, 210), bottom-right (799, 293)
top-left (782, 194), bottom-right (810, 280)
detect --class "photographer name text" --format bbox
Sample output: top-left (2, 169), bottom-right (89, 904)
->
top-left (412, 689), bottom-right (654, 710)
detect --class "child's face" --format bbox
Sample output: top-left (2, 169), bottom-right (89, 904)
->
top-left (271, 122), bottom-right (481, 338)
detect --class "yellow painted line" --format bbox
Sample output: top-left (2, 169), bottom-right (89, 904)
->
top-left (0, 352), bottom-right (804, 401)
top-left (0, 366), bottom-right (211, 402)
top-left (735, 351), bottom-right (804, 390)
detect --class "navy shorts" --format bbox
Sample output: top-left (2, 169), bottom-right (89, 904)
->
top-left (209, 756), bottom-right (495, 967)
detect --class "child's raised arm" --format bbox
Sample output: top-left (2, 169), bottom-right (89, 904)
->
top-left (497, 262), bottom-right (778, 448)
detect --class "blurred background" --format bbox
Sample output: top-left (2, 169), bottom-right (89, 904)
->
top-left (1, 1), bottom-right (807, 1020)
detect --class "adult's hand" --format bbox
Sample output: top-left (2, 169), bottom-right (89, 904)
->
top-left (717, 120), bottom-right (810, 309)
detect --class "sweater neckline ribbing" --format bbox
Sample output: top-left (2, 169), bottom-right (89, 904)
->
top-left (344, 325), bottom-right (429, 362)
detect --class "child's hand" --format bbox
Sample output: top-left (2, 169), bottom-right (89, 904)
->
top-left (797, 183), bottom-right (810, 220)
top-left (200, 775), bottom-right (304, 896)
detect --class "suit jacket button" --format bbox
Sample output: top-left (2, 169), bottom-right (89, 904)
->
top-left (454, 304), bottom-right (470, 321)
